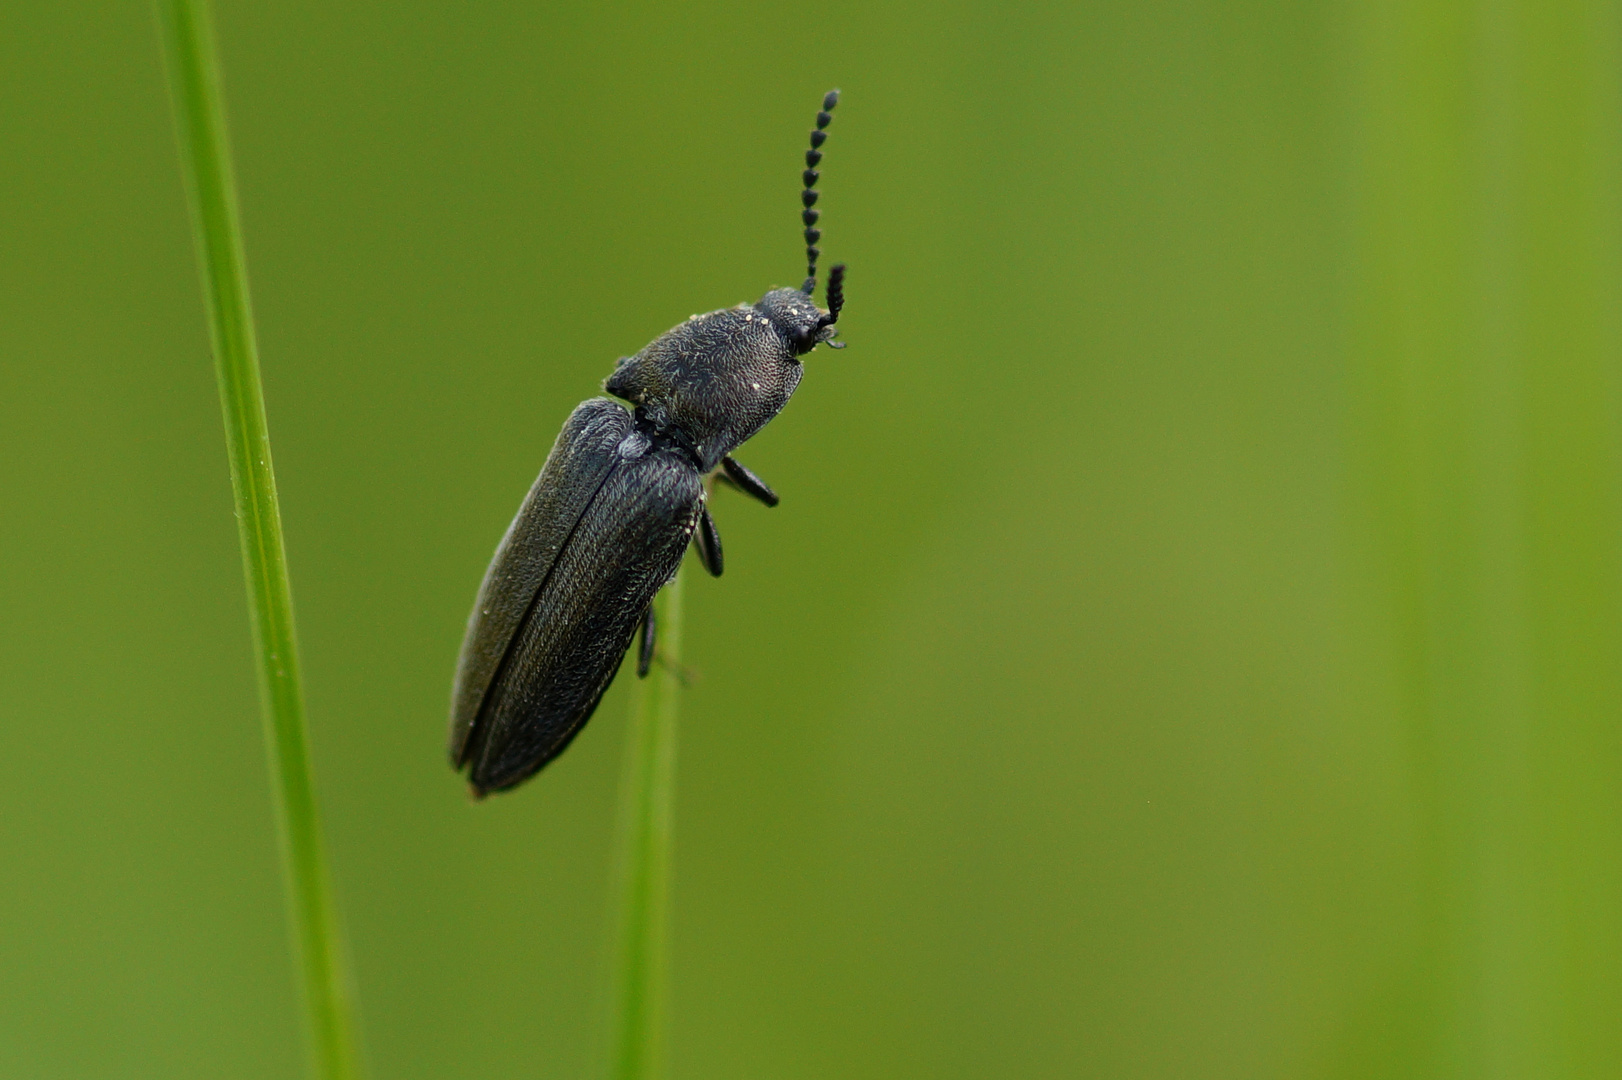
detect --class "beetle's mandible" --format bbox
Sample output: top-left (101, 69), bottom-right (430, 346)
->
top-left (449, 91), bottom-right (849, 797)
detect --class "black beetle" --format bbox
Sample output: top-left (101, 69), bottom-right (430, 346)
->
top-left (449, 91), bottom-right (848, 797)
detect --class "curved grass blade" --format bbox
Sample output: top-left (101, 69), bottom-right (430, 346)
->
top-left (155, 2), bottom-right (362, 1076)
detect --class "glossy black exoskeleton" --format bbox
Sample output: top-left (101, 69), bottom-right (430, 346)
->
top-left (450, 91), bottom-right (848, 796)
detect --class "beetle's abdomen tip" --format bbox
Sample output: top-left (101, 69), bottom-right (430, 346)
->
top-left (468, 781), bottom-right (490, 802)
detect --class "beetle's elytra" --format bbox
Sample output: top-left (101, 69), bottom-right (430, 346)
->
top-left (449, 91), bottom-right (848, 797)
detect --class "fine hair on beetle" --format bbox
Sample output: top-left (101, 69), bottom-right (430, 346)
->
top-left (448, 90), bottom-right (850, 796)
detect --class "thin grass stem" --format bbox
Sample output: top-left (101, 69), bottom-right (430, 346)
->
top-left (156, 3), bottom-right (362, 1077)
top-left (608, 562), bottom-right (687, 1080)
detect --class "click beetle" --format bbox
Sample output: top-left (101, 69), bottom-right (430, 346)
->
top-left (449, 91), bottom-right (848, 797)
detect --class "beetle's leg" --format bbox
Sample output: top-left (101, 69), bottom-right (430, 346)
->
top-left (718, 455), bottom-right (780, 507)
top-left (692, 505), bottom-right (724, 577)
top-left (637, 604), bottom-right (657, 679)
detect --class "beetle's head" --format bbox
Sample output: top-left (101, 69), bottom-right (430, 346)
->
top-left (757, 264), bottom-right (846, 356)
top-left (773, 90), bottom-right (848, 356)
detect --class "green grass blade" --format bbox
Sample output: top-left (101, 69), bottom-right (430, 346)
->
top-left (608, 564), bottom-right (687, 1080)
top-left (156, 3), bottom-right (362, 1077)
top-left (1347, 1), bottom-right (1622, 1072)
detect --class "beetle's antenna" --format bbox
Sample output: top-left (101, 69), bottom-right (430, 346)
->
top-left (814, 262), bottom-right (847, 347)
top-left (823, 263), bottom-right (845, 324)
top-left (800, 89), bottom-right (838, 295)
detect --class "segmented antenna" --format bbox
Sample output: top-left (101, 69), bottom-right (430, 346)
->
top-left (815, 262), bottom-right (847, 348)
top-left (823, 263), bottom-right (845, 324)
top-left (800, 89), bottom-right (839, 295)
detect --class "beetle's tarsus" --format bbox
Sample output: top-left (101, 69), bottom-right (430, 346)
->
top-left (654, 653), bottom-right (699, 686)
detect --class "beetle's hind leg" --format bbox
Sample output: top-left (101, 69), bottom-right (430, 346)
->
top-left (637, 604), bottom-right (657, 678)
top-left (718, 455), bottom-right (779, 507)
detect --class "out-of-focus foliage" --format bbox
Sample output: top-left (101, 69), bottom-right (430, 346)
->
top-left (0, 1), bottom-right (1616, 1077)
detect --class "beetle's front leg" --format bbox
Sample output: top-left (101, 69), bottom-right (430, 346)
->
top-left (718, 455), bottom-right (779, 507)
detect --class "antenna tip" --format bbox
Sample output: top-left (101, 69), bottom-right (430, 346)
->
top-left (823, 89), bottom-right (840, 111)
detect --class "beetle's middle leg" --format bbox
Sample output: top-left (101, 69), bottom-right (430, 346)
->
top-left (718, 455), bottom-right (780, 507)
top-left (692, 505), bottom-right (724, 577)
top-left (636, 603), bottom-right (657, 678)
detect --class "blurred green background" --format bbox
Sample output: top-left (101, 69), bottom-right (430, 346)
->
top-left (3, 0), bottom-right (1619, 1077)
